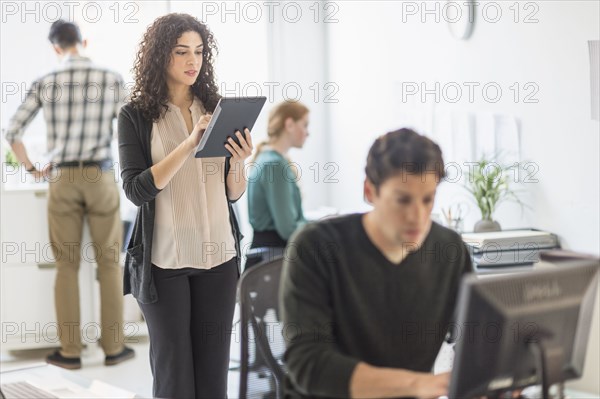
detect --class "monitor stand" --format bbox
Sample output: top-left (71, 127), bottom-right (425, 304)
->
top-left (528, 339), bottom-right (565, 399)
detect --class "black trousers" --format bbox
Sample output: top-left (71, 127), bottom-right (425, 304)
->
top-left (138, 257), bottom-right (239, 399)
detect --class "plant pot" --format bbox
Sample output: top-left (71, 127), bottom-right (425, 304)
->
top-left (474, 219), bottom-right (501, 233)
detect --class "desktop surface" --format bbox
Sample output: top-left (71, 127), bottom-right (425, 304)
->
top-left (0, 363), bottom-right (139, 398)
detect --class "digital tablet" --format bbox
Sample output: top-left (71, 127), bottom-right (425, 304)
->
top-left (194, 96), bottom-right (267, 158)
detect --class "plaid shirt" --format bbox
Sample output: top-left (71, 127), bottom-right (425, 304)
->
top-left (4, 54), bottom-right (127, 164)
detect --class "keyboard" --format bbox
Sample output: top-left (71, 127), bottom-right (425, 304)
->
top-left (0, 381), bottom-right (57, 398)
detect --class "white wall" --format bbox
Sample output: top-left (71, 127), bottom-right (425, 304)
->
top-left (256, 1), bottom-right (333, 216)
top-left (326, 0), bottom-right (599, 251)
top-left (325, 0), bottom-right (600, 393)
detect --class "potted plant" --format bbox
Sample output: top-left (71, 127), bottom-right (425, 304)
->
top-left (464, 156), bottom-right (527, 232)
top-left (3, 148), bottom-right (21, 186)
top-left (5, 148), bottom-right (18, 168)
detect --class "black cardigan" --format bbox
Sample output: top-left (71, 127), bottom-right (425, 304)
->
top-left (117, 103), bottom-right (243, 304)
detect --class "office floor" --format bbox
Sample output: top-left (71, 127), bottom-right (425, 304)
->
top-left (1, 340), bottom-right (242, 398)
top-left (0, 308), bottom-right (244, 399)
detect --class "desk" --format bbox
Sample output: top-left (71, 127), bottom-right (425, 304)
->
top-left (0, 363), bottom-right (139, 398)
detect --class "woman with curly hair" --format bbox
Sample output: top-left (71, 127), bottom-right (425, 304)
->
top-left (118, 13), bottom-right (252, 398)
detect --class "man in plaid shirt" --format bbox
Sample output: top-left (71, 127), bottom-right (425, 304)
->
top-left (4, 20), bottom-right (134, 369)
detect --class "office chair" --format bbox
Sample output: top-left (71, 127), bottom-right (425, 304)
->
top-left (238, 256), bottom-right (287, 399)
top-left (228, 246), bottom-right (284, 373)
top-left (244, 246), bottom-right (285, 270)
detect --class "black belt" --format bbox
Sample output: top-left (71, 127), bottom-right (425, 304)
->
top-left (56, 159), bottom-right (113, 170)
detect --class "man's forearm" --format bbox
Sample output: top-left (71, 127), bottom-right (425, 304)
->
top-left (350, 362), bottom-right (449, 399)
top-left (10, 141), bottom-right (35, 170)
top-left (350, 362), bottom-right (419, 398)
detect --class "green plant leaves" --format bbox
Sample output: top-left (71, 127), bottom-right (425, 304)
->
top-left (4, 149), bottom-right (19, 167)
top-left (463, 157), bottom-right (526, 220)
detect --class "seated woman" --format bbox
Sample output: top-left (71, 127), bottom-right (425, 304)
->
top-left (247, 101), bottom-right (310, 252)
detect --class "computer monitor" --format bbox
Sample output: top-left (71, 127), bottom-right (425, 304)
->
top-left (448, 259), bottom-right (599, 399)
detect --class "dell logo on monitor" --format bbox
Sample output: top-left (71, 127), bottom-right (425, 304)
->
top-left (523, 281), bottom-right (562, 302)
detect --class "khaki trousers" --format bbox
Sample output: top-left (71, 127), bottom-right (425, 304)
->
top-left (47, 165), bottom-right (124, 357)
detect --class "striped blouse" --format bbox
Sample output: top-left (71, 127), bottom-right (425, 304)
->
top-left (150, 96), bottom-right (236, 269)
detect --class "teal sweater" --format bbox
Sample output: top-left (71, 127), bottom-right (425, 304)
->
top-left (247, 150), bottom-right (306, 240)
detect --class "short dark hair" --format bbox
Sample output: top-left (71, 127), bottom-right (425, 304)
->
top-left (48, 20), bottom-right (82, 48)
top-left (365, 128), bottom-right (446, 191)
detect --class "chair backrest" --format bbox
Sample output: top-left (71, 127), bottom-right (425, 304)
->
top-left (244, 247), bottom-right (285, 270)
top-left (238, 256), bottom-right (287, 399)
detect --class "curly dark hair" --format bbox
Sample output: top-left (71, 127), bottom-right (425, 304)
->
top-left (366, 128), bottom-right (446, 191)
top-left (130, 13), bottom-right (221, 122)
